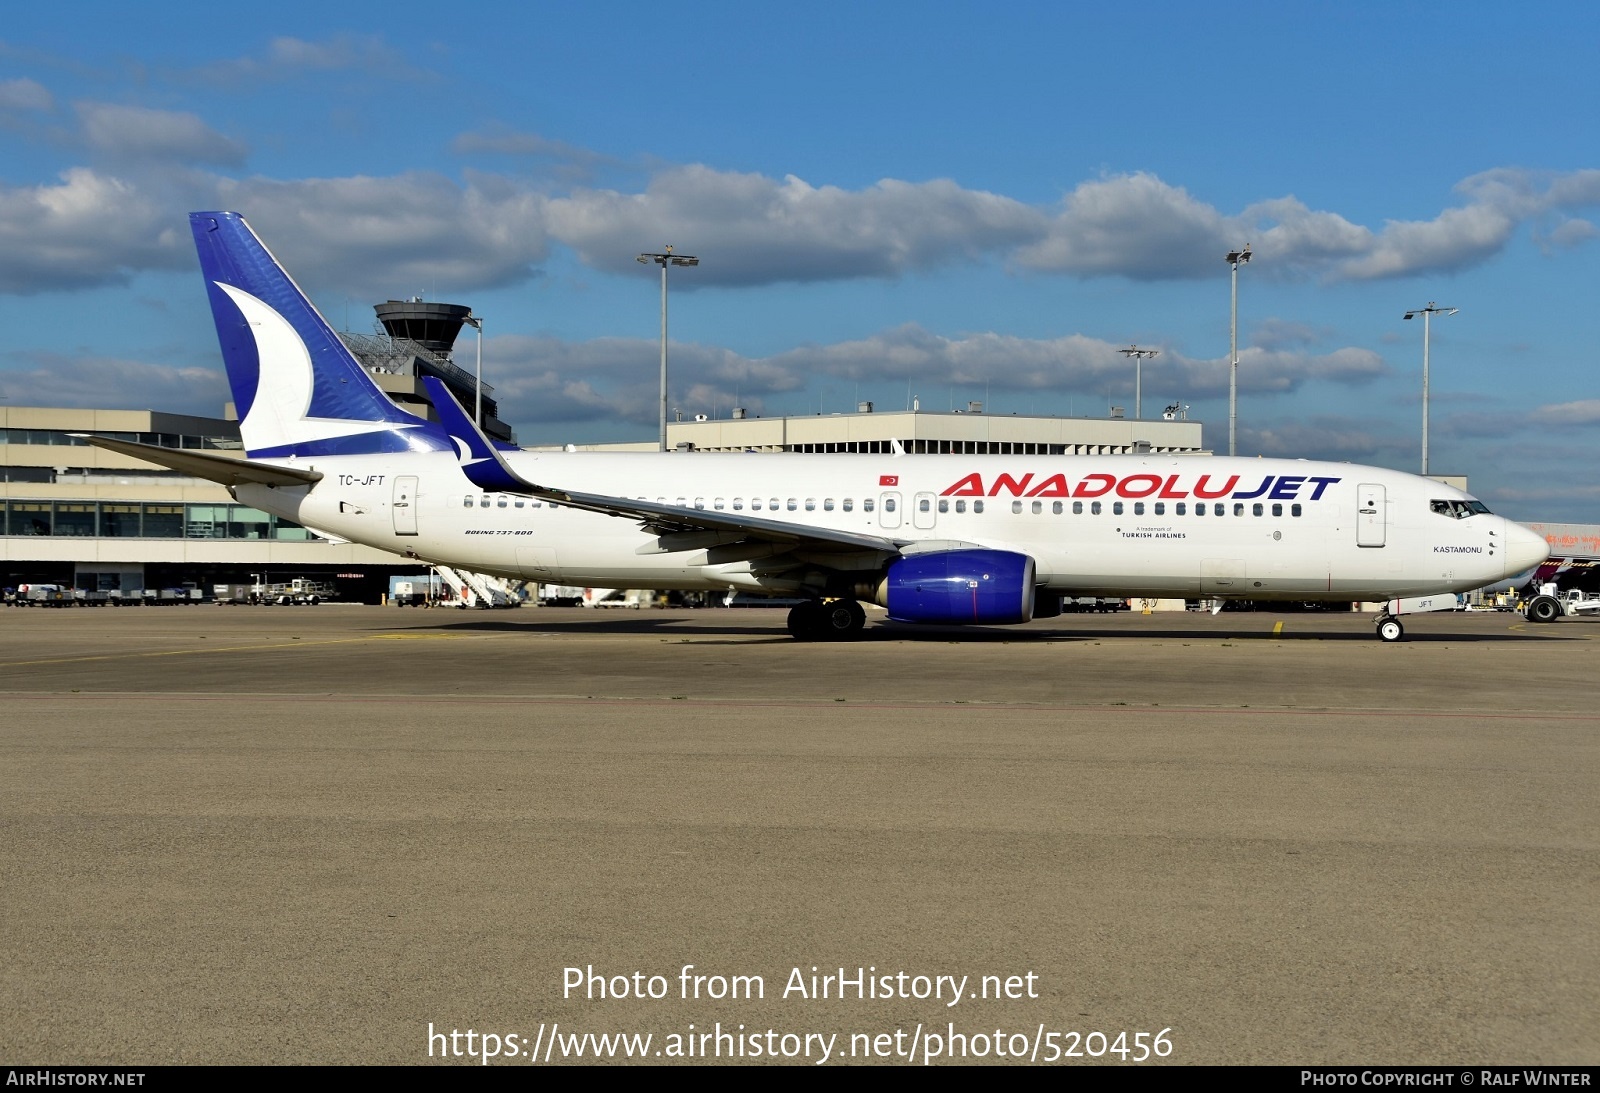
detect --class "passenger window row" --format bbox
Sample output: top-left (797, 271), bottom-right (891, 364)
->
top-left (1006, 499), bottom-right (1304, 517)
top-left (652, 496), bottom-right (878, 513)
top-left (465, 496), bottom-right (550, 509)
top-left (464, 495), bottom-right (909, 514)
top-left (460, 494), bottom-right (1302, 519)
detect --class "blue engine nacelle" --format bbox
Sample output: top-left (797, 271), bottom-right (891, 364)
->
top-left (879, 549), bottom-right (1038, 625)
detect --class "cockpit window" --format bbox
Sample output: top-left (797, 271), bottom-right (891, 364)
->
top-left (1431, 498), bottom-right (1492, 519)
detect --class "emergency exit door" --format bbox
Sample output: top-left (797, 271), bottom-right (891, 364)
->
top-left (1356, 483), bottom-right (1385, 547)
top-left (879, 492), bottom-right (903, 529)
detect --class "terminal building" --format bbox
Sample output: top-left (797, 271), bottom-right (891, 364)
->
top-left (1, 298), bottom-right (514, 601)
top-left (556, 401), bottom-right (1206, 456)
top-left (2, 329), bottom-right (1210, 600)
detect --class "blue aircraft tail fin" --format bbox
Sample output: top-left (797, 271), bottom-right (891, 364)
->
top-left (189, 211), bottom-right (454, 459)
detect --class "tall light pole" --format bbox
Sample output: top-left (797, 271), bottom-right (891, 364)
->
top-left (1403, 301), bottom-right (1458, 476)
top-left (638, 246), bottom-right (699, 451)
top-left (462, 313), bottom-right (483, 427)
top-left (1226, 244), bottom-right (1251, 456)
top-left (1119, 345), bottom-right (1159, 420)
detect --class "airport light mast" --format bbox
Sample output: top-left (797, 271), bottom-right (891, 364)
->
top-left (1120, 345), bottom-right (1159, 420)
top-left (1403, 301), bottom-right (1458, 476)
top-left (462, 313), bottom-right (483, 427)
top-left (1226, 244), bottom-right (1251, 456)
top-left (638, 247), bottom-right (700, 451)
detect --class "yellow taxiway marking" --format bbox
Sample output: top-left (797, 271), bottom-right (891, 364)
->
top-left (1272, 621), bottom-right (1284, 637)
top-left (0, 632), bottom-right (461, 670)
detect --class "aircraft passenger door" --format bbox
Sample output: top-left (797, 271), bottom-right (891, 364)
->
top-left (393, 476), bottom-right (419, 536)
top-left (879, 492), bottom-right (903, 530)
top-left (1356, 483), bottom-right (1385, 547)
top-left (912, 491), bottom-right (937, 530)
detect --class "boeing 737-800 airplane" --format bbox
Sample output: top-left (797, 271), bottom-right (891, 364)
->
top-left (83, 212), bottom-right (1548, 641)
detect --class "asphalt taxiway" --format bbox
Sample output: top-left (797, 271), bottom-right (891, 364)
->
top-left (2, 605), bottom-right (1595, 1064)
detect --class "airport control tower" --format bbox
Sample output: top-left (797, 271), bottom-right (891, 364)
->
top-left (373, 299), bottom-right (472, 353)
top-left (340, 298), bottom-right (515, 442)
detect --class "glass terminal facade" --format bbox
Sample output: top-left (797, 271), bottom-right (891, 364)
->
top-left (3, 500), bottom-right (315, 540)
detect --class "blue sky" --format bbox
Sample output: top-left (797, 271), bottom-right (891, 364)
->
top-left (2, 2), bottom-right (1597, 520)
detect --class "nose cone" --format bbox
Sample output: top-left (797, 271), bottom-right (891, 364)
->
top-left (1502, 519), bottom-right (1550, 579)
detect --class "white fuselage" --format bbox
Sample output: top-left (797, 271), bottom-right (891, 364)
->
top-left (235, 451), bottom-right (1538, 602)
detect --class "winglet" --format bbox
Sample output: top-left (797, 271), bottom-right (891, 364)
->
top-left (422, 375), bottom-right (537, 494)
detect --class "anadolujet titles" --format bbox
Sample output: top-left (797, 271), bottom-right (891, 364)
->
top-left (82, 212), bottom-right (1549, 642)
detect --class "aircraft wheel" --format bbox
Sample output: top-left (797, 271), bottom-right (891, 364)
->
top-left (818, 599), bottom-right (866, 640)
top-left (786, 602), bottom-right (824, 640)
top-left (1527, 596), bottom-right (1562, 623)
top-left (1377, 617), bottom-right (1404, 643)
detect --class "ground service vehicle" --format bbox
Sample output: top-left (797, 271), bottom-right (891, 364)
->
top-left (1523, 584), bottom-right (1600, 623)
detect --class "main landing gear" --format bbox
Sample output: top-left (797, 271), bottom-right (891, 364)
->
top-left (786, 598), bottom-right (867, 641)
top-left (1375, 614), bottom-right (1405, 643)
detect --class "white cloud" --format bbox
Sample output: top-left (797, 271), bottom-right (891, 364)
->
top-left (762, 327), bottom-right (1381, 400)
top-left (1234, 346), bottom-right (1387, 393)
top-left (482, 325), bottom-right (1388, 430)
top-left (0, 353), bottom-right (228, 417)
top-left (451, 126), bottom-right (609, 164)
top-left (187, 34), bottom-right (426, 85)
top-left (545, 165), bottom-right (1043, 285)
top-left (1438, 411), bottom-right (1520, 439)
top-left (263, 35), bottom-right (393, 71)
top-left (1538, 218), bottom-right (1597, 251)
top-left (0, 77), bottom-right (53, 112)
top-left (1012, 175), bottom-right (1383, 280)
top-left (1, 122), bottom-right (1596, 302)
top-left (1334, 203), bottom-right (1515, 280)
top-left (1013, 172), bottom-right (1228, 279)
top-left (1239, 417), bottom-right (1414, 461)
top-left (0, 168), bottom-right (186, 293)
top-left (486, 334), bottom-right (802, 426)
top-left (1245, 197), bottom-right (1373, 276)
top-left (77, 102), bottom-right (247, 167)
top-left (1438, 400), bottom-right (1600, 440)
top-left (1250, 319), bottom-right (1327, 351)
top-left (1529, 400), bottom-right (1600, 428)
top-left (213, 171), bottom-right (551, 299)
top-left (0, 161), bottom-right (552, 299)
top-left (1016, 167), bottom-right (1600, 283)
top-left (1329, 168), bottom-right (1600, 280)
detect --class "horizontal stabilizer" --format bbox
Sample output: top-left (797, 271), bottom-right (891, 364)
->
top-left (72, 434), bottom-right (323, 488)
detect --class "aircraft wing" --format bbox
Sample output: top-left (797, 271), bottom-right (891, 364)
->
top-left (422, 377), bottom-right (907, 557)
top-left (72, 434), bottom-right (324, 488)
top-left (525, 481), bottom-right (905, 554)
